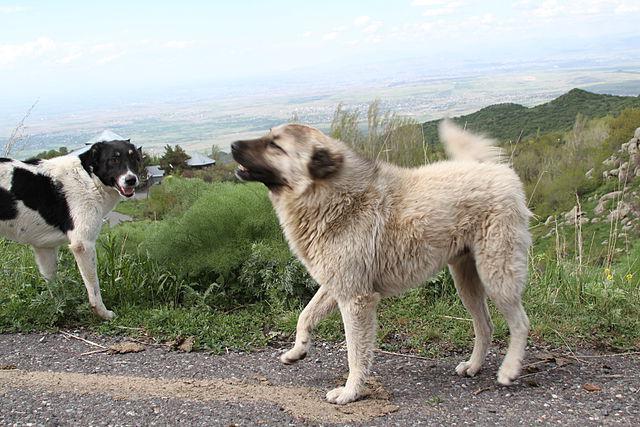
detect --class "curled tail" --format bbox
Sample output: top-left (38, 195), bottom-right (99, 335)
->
top-left (438, 119), bottom-right (504, 164)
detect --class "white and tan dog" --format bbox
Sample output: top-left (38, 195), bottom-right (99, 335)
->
top-left (0, 140), bottom-right (142, 319)
top-left (232, 121), bottom-right (531, 404)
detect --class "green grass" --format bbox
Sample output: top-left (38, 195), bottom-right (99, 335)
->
top-left (2, 98), bottom-right (640, 354)
top-left (114, 199), bottom-right (147, 220)
top-left (1, 215), bottom-right (638, 353)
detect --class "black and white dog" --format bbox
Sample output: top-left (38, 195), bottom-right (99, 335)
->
top-left (0, 140), bottom-right (142, 319)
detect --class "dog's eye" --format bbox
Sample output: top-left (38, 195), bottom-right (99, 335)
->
top-left (269, 140), bottom-right (284, 152)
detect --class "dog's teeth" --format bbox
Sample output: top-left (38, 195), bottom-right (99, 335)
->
top-left (238, 165), bottom-right (247, 171)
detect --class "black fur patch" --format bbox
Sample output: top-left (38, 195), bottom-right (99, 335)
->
top-left (0, 187), bottom-right (17, 220)
top-left (308, 148), bottom-right (343, 179)
top-left (11, 168), bottom-right (74, 233)
top-left (23, 158), bottom-right (42, 165)
top-left (0, 158), bottom-right (11, 162)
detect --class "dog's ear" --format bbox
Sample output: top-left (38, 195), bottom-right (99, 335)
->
top-left (309, 148), bottom-right (343, 179)
top-left (79, 142), bottom-right (104, 175)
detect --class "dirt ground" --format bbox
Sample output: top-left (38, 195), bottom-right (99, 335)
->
top-left (0, 332), bottom-right (638, 425)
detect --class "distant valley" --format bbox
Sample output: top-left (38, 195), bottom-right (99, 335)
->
top-left (2, 58), bottom-right (640, 158)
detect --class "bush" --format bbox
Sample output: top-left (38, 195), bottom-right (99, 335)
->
top-left (113, 178), bottom-right (315, 309)
top-left (143, 176), bottom-right (212, 220)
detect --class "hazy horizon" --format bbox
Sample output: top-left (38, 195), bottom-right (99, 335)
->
top-left (2, 1), bottom-right (640, 155)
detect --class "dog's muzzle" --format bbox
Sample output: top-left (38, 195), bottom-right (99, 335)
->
top-left (116, 173), bottom-right (139, 198)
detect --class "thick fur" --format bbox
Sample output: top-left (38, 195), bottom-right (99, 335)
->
top-left (0, 141), bottom-right (141, 319)
top-left (232, 122), bottom-right (532, 404)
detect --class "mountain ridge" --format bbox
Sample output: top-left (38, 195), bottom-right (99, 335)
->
top-left (422, 88), bottom-right (640, 143)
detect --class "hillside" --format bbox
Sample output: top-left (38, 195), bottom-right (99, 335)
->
top-left (422, 88), bottom-right (640, 143)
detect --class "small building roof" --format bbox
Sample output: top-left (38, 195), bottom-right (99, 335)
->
top-left (68, 129), bottom-right (130, 157)
top-left (85, 130), bottom-right (127, 145)
top-left (186, 152), bottom-right (216, 167)
top-left (146, 165), bottom-right (165, 178)
top-left (68, 145), bottom-right (91, 157)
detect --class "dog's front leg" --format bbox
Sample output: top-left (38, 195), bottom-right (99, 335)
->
top-left (281, 286), bottom-right (337, 364)
top-left (70, 240), bottom-right (114, 320)
top-left (326, 292), bottom-right (380, 405)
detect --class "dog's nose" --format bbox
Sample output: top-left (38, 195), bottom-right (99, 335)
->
top-left (231, 141), bottom-right (241, 152)
top-left (125, 175), bottom-right (138, 186)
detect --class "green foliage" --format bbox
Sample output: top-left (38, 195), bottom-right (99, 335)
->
top-left (182, 162), bottom-right (237, 183)
top-left (159, 144), bottom-right (190, 174)
top-left (3, 93), bottom-right (640, 354)
top-left (422, 89), bottom-right (640, 143)
top-left (142, 151), bottom-right (162, 167)
top-left (330, 100), bottom-right (445, 166)
top-left (604, 108), bottom-right (640, 152)
top-left (34, 146), bottom-right (69, 159)
top-left (143, 175), bottom-right (212, 220)
top-left (113, 178), bottom-right (315, 308)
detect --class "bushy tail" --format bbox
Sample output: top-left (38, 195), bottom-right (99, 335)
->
top-left (438, 119), bottom-right (503, 164)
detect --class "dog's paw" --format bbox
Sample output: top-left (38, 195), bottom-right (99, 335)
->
top-left (497, 362), bottom-right (520, 385)
top-left (326, 386), bottom-right (359, 405)
top-left (279, 348), bottom-right (307, 365)
top-left (99, 310), bottom-right (115, 321)
top-left (455, 360), bottom-right (481, 377)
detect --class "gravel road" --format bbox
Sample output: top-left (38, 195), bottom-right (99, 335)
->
top-left (1, 332), bottom-right (638, 425)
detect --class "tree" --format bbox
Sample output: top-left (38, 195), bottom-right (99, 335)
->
top-left (210, 144), bottom-right (222, 163)
top-left (35, 146), bottom-right (69, 159)
top-left (159, 144), bottom-right (190, 174)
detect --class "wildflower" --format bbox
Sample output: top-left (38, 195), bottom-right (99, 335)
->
top-left (604, 267), bottom-right (613, 281)
top-left (625, 273), bottom-right (634, 282)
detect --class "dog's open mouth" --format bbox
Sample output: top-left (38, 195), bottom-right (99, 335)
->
top-left (116, 185), bottom-right (136, 198)
top-left (235, 164), bottom-right (253, 181)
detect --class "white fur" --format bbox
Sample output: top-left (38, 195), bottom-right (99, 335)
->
top-left (0, 154), bottom-right (124, 319)
top-left (438, 119), bottom-right (504, 164)
top-left (249, 123), bottom-right (532, 404)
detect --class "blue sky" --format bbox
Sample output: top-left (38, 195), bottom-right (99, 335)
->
top-left (1, 0), bottom-right (639, 106)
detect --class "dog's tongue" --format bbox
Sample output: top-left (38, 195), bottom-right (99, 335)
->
top-left (120, 186), bottom-right (135, 197)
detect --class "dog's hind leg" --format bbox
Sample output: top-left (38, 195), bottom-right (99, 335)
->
top-left (33, 246), bottom-right (58, 282)
top-left (449, 253), bottom-right (493, 377)
top-left (326, 292), bottom-right (380, 405)
top-left (70, 240), bottom-right (114, 320)
top-left (475, 233), bottom-right (530, 386)
top-left (281, 286), bottom-right (337, 364)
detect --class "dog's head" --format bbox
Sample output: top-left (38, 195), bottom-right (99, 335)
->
top-left (231, 124), bottom-right (343, 193)
top-left (79, 140), bottom-right (143, 198)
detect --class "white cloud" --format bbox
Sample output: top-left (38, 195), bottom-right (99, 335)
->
top-left (422, 7), bottom-right (457, 17)
top-left (531, 0), bottom-right (564, 18)
top-left (0, 37), bottom-right (56, 66)
top-left (411, 0), bottom-right (449, 5)
top-left (362, 21), bottom-right (383, 33)
top-left (164, 40), bottom-right (195, 49)
top-left (615, 1), bottom-right (640, 13)
top-left (57, 51), bottom-right (83, 65)
top-left (302, 31), bottom-right (313, 38)
top-left (322, 31), bottom-right (339, 41)
top-left (413, 0), bottom-right (464, 17)
top-left (96, 53), bottom-right (123, 65)
top-left (353, 15), bottom-right (371, 26)
top-left (522, 0), bottom-right (639, 19)
top-left (0, 5), bottom-right (30, 14)
top-left (89, 43), bottom-right (117, 54)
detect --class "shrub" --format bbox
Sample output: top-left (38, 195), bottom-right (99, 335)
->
top-left (110, 179), bottom-right (315, 308)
